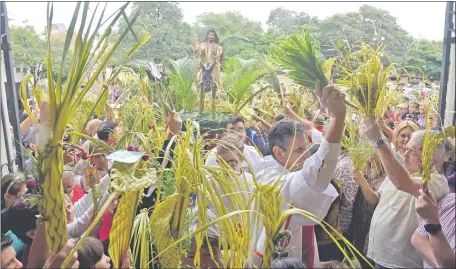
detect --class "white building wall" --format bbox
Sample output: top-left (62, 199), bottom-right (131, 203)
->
top-left (444, 41), bottom-right (455, 128)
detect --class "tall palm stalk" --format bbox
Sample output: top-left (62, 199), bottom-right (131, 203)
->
top-left (19, 2), bottom-right (150, 255)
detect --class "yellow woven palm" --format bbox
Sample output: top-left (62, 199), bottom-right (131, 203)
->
top-left (151, 130), bottom-right (197, 268)
top-left (150, 194), bottom-right (184, 268)
top-left (108, 161), bottom-right (157, 268)
top-left (256, 184), bottom-right (282, 268)
top-left (109, 191), bottom-right (141, 268)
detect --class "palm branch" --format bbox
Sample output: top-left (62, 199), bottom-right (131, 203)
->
top-left (270, 30), bottom-right (328, 93)
top-left (16, 2), bottom-right (150, 256)
top-left (271, 30), bottom-right (357, 110)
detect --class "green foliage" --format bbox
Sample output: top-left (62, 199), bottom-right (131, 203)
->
top-left (194, 11), bottom-right (263, 58)
top-left (167, 57), bottom-right (198, 112)
top-left (406, 39), bottom-right (443, 78)
top-left (70, 87), bottom-right (108, 140)
top-left (270, 30), bottom-right (328, 91)
top-left (267, 7), bottom-right (319, 34)
top-left (10, 25), bottom-right (47, 83)
top-left (338, 44), bottom-right (395, 118)
top-left (348, 140), bottom-right (375, 169)
top-left (222, 57), bottom-right (274, 114)
top-left (119, 95), bottom-right (155, 133)
top-left (317, 5), bottom-right (414, 65)
top-left (112, 2), bottom-right (193, 65)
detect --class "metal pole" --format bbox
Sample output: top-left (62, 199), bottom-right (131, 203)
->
top-left (438, 1), bottom-right (454, 126)
top-left (1, 2), bottom-right (24, 170)
top-left (1, 51), bottom-right (14, 173)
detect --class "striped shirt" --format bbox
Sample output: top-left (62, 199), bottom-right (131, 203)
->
top-left (416, 193), bottom-right (456, 268)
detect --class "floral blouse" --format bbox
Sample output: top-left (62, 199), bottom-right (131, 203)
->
top-left (333, 153), bottom-right (359, 234)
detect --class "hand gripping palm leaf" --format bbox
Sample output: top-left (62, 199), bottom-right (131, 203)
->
top-left (337, 44), bottom-right (395, 119)
top-left (150, 129), bottom-right (197, 268)
top-left (270, 30), bottom-right (357, 109)
top-left (18, 2), bottom-right (150, 256)
top-left (108, 160), bottom-right (157, 268)
top-left (60, 153), bottom-right (156, 268)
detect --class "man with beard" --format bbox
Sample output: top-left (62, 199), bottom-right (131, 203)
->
top-left (192, 29), bottom-right (223, 111)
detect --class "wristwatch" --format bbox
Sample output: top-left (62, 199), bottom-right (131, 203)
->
top-left (424, 223), bottom-right (442, 235)
top-left (374, 137), bottom-right (385, 148)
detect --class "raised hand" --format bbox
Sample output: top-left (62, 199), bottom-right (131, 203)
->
top-left (43, 239), bottom-right (79, 269)
top-left (166, 111), bottom-right (183, 139)
top-left (361, 118), bottom-right (383, 143)
top-left (416, 189), bottom-right (440, 224)
top-left (321, 85), bottom-right (347, 118)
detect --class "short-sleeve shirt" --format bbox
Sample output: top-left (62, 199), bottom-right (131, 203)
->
top-left (367, 173), bottom-right (450, 268)
top-left (415, 193), bottom-right (455, 268)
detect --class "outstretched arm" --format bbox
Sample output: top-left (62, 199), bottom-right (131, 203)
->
top-left (303, 85), bottom-right (346, 192)
top-left (362, 119), bottom-right (421, 197)
top-left (378, 119), bottom-right (394, 141)
top-left (353, 169), bottom-right (380, 205)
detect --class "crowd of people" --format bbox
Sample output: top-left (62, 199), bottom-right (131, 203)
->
top-left (1, 83), bottom-right (455, 269)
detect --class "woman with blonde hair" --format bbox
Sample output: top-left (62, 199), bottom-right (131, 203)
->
top-left (380, 120), bottom-right (419, 160)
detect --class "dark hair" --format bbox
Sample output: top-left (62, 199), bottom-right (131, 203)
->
top-left (77, 237), bottom-right (105, 268)
top-left (227, 115), bottom-right (245, 127)
top-left (1, 173), bottom-right (26, 204)
top-left (1, 205), bottom-right (38, 245)
top-left (410, 102), bottom-right (419, 107)
top-left (271, 257), bottom-right (306, 269)
top-left (315, 260), bottom-right (350, 269)
top-left (274, 114), bottom-right (285, 122)
top-left (97, 121), bottom-right (117, 142)
top-left (1, 234), bottom-right (13, 251)
top-left (204, 29), bottom-right (219, 43)
top-left (268, 119), bottom-right (306, 159)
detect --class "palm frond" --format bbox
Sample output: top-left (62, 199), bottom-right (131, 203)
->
top-left (270, 30), bottom-right (328, 92)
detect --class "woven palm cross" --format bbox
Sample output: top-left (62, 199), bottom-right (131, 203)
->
top-left (109, 162), bottom-right (156, 192)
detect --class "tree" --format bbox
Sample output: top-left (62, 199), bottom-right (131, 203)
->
top-left (194, 11), bottom-right (264, 59)
top-left (9, 25), bottom-right (46, 85)
top-left (317, 5), bottom-right (413, 65)
top-left (406, 39), bottom-right (442, 78)
top-left (113, 2), bottom-right (193, 66)
top-left (267, 7), bottom-right (318, 34)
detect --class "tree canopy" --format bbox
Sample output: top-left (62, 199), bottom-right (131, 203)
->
top-left (10, 3), bottom-right (443, 78)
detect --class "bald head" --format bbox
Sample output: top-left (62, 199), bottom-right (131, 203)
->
top-left (85, 119), bottom-right (103, 136)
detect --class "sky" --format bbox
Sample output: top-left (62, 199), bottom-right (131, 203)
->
top-left (5, 1), bottom-right (448, 41)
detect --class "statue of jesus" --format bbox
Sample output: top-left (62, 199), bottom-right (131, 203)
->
top-left (192, 29), bottom-right (223, 114)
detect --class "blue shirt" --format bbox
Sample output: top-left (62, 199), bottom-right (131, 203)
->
top-left (5, 230), bottom-right (25, 253)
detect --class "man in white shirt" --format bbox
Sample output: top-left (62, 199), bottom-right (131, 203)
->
top-left (205, 116), bottom-right (263, 174)
top-left (253, 85), bottom-right (347, 267)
